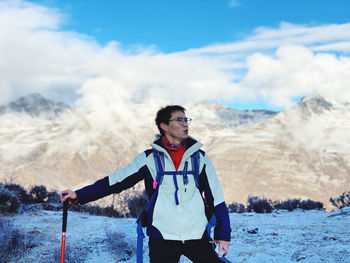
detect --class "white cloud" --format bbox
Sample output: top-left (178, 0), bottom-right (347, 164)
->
top-left (0, 0), bottom-right (238, 106)
top-left (186, 22), bottom-right (350, 107)
top-left (228, 0), bottom-right (240, 8)
top-left (189, 22), bottom-right (350, 55)
top-left (0, 0), bottom-right (102, 104)
top-left (0, 0), bottom-right (61, 30)
top-left (312, 41), bottom-right (350, 52)
top-left (0, 0), bottom-right (350, 110)
top-left (237, 45), bottom-right (350, 106)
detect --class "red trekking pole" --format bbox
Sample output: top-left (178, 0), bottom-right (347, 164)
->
top-left (60, 200), bottom-right (69, 263)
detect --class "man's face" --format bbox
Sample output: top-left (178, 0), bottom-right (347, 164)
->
top-left (161, 110), bottom-right (189, 143)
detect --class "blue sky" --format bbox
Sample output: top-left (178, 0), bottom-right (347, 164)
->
top-left (31, 0), bottom-right (349, 53)
top-left (1, 0), bottom-right (350, 110)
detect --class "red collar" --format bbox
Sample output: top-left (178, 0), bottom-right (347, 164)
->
top-left (161, 136), bottom-right (186, 151)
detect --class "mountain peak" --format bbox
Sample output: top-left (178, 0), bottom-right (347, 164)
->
top-left (0, 93), bottom-right (70, 117)
top-left (299, 93), bottom-right (333, 114)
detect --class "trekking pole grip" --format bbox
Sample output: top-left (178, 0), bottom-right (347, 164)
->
top-left (62, 200), bottom-right (69, 232)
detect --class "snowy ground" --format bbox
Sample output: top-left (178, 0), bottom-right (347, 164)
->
top-left (5, 207), bottom-right (350, 263)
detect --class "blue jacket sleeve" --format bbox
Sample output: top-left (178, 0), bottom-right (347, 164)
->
top-left (75, 157), bottom-right (149, 205)
top-left (213, 201), bottom-right (231, 241)
top-left (199, 152), bottom-right (231, 241)
top-left (75, 176), bottom-right (112, 205)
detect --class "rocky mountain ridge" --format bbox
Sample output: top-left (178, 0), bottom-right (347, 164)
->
top-left (0, 93), bottom-right (348, 210)
top-left (0, 93), bottom-right (71, 118)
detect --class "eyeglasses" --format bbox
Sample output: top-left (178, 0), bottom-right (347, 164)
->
top-left (169, 117), bottom-right (192, 125)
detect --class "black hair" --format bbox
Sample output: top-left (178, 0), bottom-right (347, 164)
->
top-left (155, 105), bottom-right (185, 135)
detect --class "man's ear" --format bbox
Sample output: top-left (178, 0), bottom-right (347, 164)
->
top-left (160, 123), bottom-right (168, 134)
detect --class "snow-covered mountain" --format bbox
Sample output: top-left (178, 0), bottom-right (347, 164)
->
top-left (210, 93), bottom-right (350, 209)
top-left (0, 94), bottom-right (275, 192)
top-left (186, 100), bottom-right (276, 130)
top-left (0, 93), bottom-right (71, 118)
top-left (0, 93), bottom-right (348, 209)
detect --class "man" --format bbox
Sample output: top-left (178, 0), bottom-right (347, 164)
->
top-left (60, 105), bottom-right (231, 263)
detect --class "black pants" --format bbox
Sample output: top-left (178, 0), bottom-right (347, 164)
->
top-left (149, 238), bottom-right (225, 263)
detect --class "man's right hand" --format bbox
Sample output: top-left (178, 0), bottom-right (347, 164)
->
top-left (59, 189), bottom-right (78, 204)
